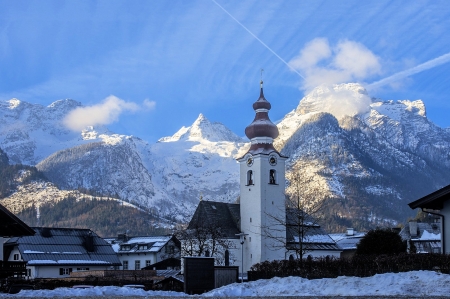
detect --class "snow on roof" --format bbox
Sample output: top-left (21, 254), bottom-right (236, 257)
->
top-left (28, 260), bottom-right (111, 265)
top-left (413, 230), bottom-right (440, 241)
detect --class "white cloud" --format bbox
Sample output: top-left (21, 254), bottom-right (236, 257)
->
top-left (289, 38), bottom-right (381, 92)
top-left (63, 95), bottom-right (140, 131)
top-left (143, 99), bottom-right (156, 110)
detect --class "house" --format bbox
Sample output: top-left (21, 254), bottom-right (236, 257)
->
top-left (399, 220), bottom-right (441, 253)
top-left (329, 228), bottom-right (366, 259)
top-left (0, 203), bottom-right (35, 279)
top-left (4, 227), bottom-right (121, 278)
top-left (407, 184), bottom-right (450, 254)
top-left (105, 234), bottom-right (180, 270)
top-left (184, 81), bottom-right (341, 276)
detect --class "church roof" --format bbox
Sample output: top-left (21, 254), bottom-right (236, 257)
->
top-left (187, 201), bottom-right (340, 251)
top-left (187, 201), bottom-right (241, 239)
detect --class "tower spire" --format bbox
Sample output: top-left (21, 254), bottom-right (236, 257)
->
top-left (243, 79), bottom-right (280, 155)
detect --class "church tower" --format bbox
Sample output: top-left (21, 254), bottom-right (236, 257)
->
top-left (237, 81), bottom-right (288, 272)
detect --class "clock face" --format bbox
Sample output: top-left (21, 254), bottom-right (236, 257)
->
top-left (246, 157), bottom-right (253, 166)
top-left (269, 156), bottom-right (277, 166)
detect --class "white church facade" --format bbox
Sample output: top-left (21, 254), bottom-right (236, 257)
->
top-left (185, 81), bottom-right (340, 275)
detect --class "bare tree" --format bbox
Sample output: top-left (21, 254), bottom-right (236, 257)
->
top-left (263, 164), bottom-right (325, 261)
top-left (175, 221), bottom-right (234, 266)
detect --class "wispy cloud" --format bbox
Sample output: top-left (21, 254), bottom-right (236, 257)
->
top-left (289, 38), bottom-right (381, 92)
top-left (63, 95), bottom-right (141, 131)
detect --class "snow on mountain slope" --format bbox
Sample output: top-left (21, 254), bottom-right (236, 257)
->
top-left (3, 85), bottom-right (450, 229)
top-left (0, 98), bottom-right (111, 165)
top-left (274, 83), bottom-right (450, 230)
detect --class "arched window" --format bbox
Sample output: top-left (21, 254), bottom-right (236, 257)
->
top-left (269, 169), bottom-right (276, 184)
top-left (247, 170), bottom-right (253, 185)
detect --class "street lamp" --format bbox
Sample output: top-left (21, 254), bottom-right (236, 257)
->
top-left (235, 232), bottom-right (248, 283)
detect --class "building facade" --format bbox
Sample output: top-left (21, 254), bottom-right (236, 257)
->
top-left (105, 234), bottom-right (180, 270)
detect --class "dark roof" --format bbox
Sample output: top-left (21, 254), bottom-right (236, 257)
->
top-left (408, 184), bottom-right (450, 210)
top-left (188, 201), bottom-right (340, 250)
top-left (0, 203), bottom-right (35, 237)
top-left (188, 201), bottom-right (240, 239)
top-left (5, 227), bottom-right (121, 266)
top-left (142, 257), bottom-right (180, 270)
top-left (286, 208), bottom-right (341, 251)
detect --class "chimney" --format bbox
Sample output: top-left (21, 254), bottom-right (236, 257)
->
top-left (346, 228), bottom-right (354, 236)
top-left (409, 221), bottom-right (418, 237)
top-left (84, 231), bottom-right (95, 252)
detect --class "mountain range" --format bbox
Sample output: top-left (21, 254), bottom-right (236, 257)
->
top-left (1, 83), bottom-right (449, 233)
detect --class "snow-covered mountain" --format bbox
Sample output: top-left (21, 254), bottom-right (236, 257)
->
top-left (1, 84), bottom-right (450, 231)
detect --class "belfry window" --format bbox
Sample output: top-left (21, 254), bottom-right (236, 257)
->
top-left (247, 170), bottom-right (254, 185)
top-left (269, 169), bottom-right (276, 184)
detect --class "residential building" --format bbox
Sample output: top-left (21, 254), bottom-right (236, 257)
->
top-left (105, 234), bottom-right (180, 270)
top-left (399, 220), bottom-right (441, 253)
top-left (408, 184), bottom-right (450, 254)
top-left (0, 203), bottom-right (35, 279)
top-left (4, 227), bottom-right (121, 279)
top-left (329, 228), bottom-right (366, 258)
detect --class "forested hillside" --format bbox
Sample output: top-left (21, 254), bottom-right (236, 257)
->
top-left (17, 196), bottom-right (173, 237)
top-left (0, 148), bottom-right (47, 198)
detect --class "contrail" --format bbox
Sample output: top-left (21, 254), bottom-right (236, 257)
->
top-left (367, 52), bottom-right (450, 89)
top-left (211, 0), bottom-right (305, 79)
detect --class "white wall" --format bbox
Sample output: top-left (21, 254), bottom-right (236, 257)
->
top-left (30, 265), bottom-right (112, 279)
top-left (441, 202), bottom-right (450, 254)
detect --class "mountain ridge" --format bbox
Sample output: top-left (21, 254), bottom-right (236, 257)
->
top-left (1, 83), bottom-right (449, 232)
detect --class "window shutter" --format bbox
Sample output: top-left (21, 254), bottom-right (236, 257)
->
top-left (59, 268), bottom-right (63, 275)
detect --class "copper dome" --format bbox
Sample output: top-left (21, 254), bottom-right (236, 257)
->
top-left (245, 87), bottom-right (279, 140)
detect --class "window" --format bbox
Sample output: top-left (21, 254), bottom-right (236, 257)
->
top-left (269, 169), bottom-right (276, 184)
top-left (247, 170), bottom-right (253, 185)
top-left (123, 260), bottom-right (128, 270)
top-left (146, 260), bottom-right (152, 267)
top-left (13, 254), bottom-right (20, 261)
top-left (135, 260), bottom-right (141, 270)
top-left (59, 268), bottom-right (72, 275)
top-left (121, 245), bottom-right (131, 251)
top-left (138, 244), bottom-right (148, 250)
top-left (26, 269), bottom-right (31, 277)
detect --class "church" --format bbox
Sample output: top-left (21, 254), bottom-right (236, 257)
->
top-left (186, 81), bottom-right (340, 275)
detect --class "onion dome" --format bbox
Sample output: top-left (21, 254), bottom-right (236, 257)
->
top-left (245, 81), bottom-right (279, 141)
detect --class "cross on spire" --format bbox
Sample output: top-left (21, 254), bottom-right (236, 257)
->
top-left (260, 68), bottom-right (264, 88)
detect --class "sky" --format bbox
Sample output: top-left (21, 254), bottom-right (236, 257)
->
top-left (2, 270), bottom-right (449, 297)
top-left (1, 1), bottom-right (450, 143)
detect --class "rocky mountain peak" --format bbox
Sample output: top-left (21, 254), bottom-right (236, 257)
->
top-left (159, 113), bottom-right (243, 143)
top-left (296, 83), bottom-right (372, 119)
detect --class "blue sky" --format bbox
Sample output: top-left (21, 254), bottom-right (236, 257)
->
top-left (1, 0), bottom-right (450, 142)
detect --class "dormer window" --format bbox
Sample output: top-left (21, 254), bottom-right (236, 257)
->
top-left (269, 169), bottom-right (277, 184)
top-left (247, 170), bottom-right (254, 186)
top-left (120, 245), bottom-right (131, 251)
top-left (138, 244), bottom-right (148, 250)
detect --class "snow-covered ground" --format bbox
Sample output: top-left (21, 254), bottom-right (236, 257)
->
top-left (1, 271), bottom-right (449, 297)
